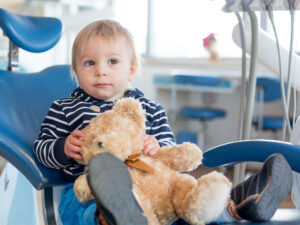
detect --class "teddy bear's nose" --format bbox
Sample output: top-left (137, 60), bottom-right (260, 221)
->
top-left (97, 142), bottom-right (103, 149)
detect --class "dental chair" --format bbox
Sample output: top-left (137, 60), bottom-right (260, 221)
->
top-left (0, 8), bottom-right (77, 225)
top-left (0, 8), bottom-right (300, 225)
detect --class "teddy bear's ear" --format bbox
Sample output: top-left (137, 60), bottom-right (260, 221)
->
top-left (113, 98), bottom-right (145, 125)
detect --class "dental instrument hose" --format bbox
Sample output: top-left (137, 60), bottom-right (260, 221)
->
top-left (238, 2), bottom-right (259, 183)
top-left (235, 12), bottom-right (247, 141)
top-left (282, 0), bottom-right (296, 139)
top-left (266, 5), bottom-right (292, 136)
top-left (234, 12), bottom-right (247, 186)
top-left (242, 10), bottom-right (258, 141)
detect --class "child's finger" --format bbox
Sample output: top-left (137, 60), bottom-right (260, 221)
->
top-left (142, 134), bottom-right (151, 142)
top-left (69, 152), bottom-right (83, 161)
top-left (67, 145), bottom-right (82, 159)
top-left (144, 144), bottom-right (156, 156)
top-left (69, 145), bottom-right (82, 154)
top-left (72, 130), bottom-right (85, 138)
top-left (144, 147), bottom-right (151, 155)
top-left (143, 136), bottom-right (154, 146)
top-left (71, 136), bottom-right (84, 147)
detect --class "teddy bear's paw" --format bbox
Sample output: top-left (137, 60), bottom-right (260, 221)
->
top-left (183, 171), bottom-right (231, 223)
top-left (179, 142), bottom-right (203, 171)
top-left (158, 142), bottom-right (203, 172)
top-left (74, 175), bottom-right (94, 203)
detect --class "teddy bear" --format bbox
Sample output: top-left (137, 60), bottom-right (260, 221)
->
top-left (73, 97), bottom-right (232, 225)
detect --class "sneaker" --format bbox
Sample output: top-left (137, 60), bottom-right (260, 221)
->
top-left (231, 153), bottom-right (293, 221)
top-left (87, 152), bottom-right (148, 225)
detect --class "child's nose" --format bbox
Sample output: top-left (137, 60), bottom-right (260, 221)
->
top-left (95, 64), bottom-right (107, 77)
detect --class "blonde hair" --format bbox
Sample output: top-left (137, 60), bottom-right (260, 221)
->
top-left (71, 19), bottom-right (140, 73)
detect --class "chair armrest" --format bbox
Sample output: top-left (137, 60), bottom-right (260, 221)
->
top-left (203, 139), bottom-right (300, 173)
top-left (0, 125), bottom-right (68, 190)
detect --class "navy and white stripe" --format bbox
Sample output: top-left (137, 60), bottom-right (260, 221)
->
top-left (34, 87), bottom-right (175, 181)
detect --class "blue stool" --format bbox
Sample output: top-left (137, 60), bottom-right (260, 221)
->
top-left (252, 77), bottom-right (290, 139)
top-left (175, 75), bottom-right (226, 149)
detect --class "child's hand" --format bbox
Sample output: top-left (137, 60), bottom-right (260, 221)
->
top-left (64, 130), bottom-right (85, 161)
top-left (142, 134), bottom-right (160, 157)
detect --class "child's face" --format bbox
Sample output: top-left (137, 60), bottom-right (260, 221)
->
top-left (74, 35), bottom-right (136, 101)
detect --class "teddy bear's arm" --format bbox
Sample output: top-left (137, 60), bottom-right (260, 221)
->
top-left (154, 142), bottom-right (203, 172)
top-left (74, 174), bottom-right (94, 203)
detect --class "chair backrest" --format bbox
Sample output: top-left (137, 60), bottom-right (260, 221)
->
top-left (254, 77), bottom-right (284, 131)
top-left (256, 77), bottom-right (281, 102)
top-left (0, 65), bottom-right (78, 189)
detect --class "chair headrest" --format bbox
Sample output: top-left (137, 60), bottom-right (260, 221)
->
top-left (0, 8), bottom-right (63, 52)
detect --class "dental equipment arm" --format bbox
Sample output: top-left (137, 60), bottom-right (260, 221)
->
top-left (232, 19), bottom-right (300, 92)
top-left (224, 0), bottom-right (300, 12)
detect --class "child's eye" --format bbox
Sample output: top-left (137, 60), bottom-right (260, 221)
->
top-left (108, 59), bottom-right (118, 65)
top-left (84, 60), bottom-right (95, 66)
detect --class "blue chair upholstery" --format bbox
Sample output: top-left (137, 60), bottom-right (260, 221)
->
top-left (0, 65), bottom-right (78, 189)
top-left (0, 9), bottom-right (77, 225)
top-left (0, 8), bottom-right (63, 52)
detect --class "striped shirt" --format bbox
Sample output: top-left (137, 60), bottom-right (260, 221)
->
top-left (34, 87), bottom-right (175, 181)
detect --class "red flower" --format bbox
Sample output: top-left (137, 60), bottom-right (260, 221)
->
top-left (203, 33), bottom-right (216, 47)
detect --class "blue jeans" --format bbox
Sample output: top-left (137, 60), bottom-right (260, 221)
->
top-left (58, 183), bottom-right (224, 225)
top-left (59, 183), bottom-right (97, 225)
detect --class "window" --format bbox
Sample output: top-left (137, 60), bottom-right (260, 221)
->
top-left (114, 0), bottom-right (148, 56)
top-left (114, 0), bottom-right (242, 58)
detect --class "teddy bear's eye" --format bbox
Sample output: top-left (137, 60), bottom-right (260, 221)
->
top-left (97, 142), bottom-right (103, 149)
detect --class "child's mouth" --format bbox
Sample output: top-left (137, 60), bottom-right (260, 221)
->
top-left (94, 83), bottom-right (110, 87)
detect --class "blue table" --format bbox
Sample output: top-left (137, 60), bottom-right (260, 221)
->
top-left (153, 74), bottom-right (235, 123)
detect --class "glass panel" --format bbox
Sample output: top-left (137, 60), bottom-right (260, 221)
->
top-left (113, 0), bottom-right (248, 59)
top-left (114, 0), bottom-right (148, 55)
top-left (151, 0), bottom-right (241, 58)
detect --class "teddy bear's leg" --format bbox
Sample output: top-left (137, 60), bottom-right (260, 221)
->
top-left (87, 152), bottom-right (148, 225)
top-left (74, 174), bottom-right (94, 203)
top-left (132, 185), bottom-right (160, 225)
top-left (173, 171), bottom-right (231, 225)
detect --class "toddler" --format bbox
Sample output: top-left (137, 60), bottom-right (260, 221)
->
top-left (34, 19), bottom-right (292, 225)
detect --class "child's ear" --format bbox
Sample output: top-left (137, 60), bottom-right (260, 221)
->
top-left (128, 63), bottom-right (137, 81)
